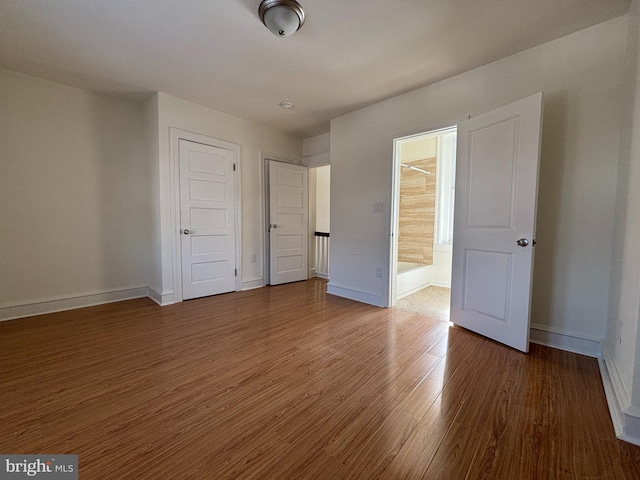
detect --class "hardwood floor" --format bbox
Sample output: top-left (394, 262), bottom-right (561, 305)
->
top-left (1, 278), bottom-right (639, 479)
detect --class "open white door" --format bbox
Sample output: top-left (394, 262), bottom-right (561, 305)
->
top-left (269, 161), bottom-right (309, 285)
top-left (451, 92), bottom-right (543, 352)
top-left (180, 140), bottom-right (237, 300)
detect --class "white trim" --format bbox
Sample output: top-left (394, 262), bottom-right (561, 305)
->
top-left (431, 280), bottom-right (452, 288)
top-left (529, 323), bottom-right (602, 357)
top-left (599, 346), bottom-right (640, 446)
top-left (603, 344), bottom-right (632, 407)
top-left (389, 124), bottom-right (459, 308)
top-left (625, 415), bottom-right (640, 446)
top-left (147, 287), bottom-right (163, 305)
top-left (169, 128), bottom-right (242, 302)
top-left (0, 287), bottom-right (149, 322)
top-left (260, 151), bottom-right (302, 166)
top-left (315, 273), bottom-right (329, 280)
top-left (397, 283), bottom-right (432, 300)
top-left (259, 152), bottom-right (303, 286)
top-left (327, 283), bottom-right (385, 307)
top-left (599, 356), bottom-right (628, 439)
top-left (241, 278), bottom-right (265, 291)
top-left (148, 288), bottom-right (176, 306)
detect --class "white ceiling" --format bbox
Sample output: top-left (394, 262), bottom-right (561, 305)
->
top-left (0, 0), bottom-right (630, 138)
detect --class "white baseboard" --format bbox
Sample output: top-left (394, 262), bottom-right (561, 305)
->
top-left (241, 278), bottom-right (265, 291)
top-left (599, 345), bottom-right (640, 446)
top-left (147, 287), bottom-right (162, 305)
top-left (431, 280), bottom-right (451, 288)
top-left (147, 288), bottom-right (177, 306)
top-left (0, 286), bottom-right (150, 322)
top-left (326, 283), bottom-right (384, 307)
top-left (397, 282), bottom-right (431, 300)
top-left (529, 323), bottom-right (601, 357)
top-left (310, 267), bottom-right (330, 279)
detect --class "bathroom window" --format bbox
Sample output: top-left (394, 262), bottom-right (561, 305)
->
top-left (435, 132), bottom-right (457, 247)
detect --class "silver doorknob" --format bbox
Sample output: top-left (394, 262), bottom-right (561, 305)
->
top-left (183, 229), bottom-right (190, 235)
top-left (516, 238), bottom-right (529, 247)
top-left (272, 224), bottom-right (278, 229)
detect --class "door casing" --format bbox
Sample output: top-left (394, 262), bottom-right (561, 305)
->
top-left (268, 161), bottom-right (309, 285)
top-left (170, 128), bottom-right (242, 302)
top-left (259, 152), bottom-right (303, 286)
top-left (390, 126), bottom-right (458, 306)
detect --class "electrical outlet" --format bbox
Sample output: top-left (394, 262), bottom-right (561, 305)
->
top-left (373, 202), bottom-right (383, 213)
top-left (250, 253), bottom-right (257, 263)
top-left (376, 267), bottom-right (383, 278)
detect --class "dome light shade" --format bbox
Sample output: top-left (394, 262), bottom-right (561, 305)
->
top-left (259, 0), bottom-right (305, 37)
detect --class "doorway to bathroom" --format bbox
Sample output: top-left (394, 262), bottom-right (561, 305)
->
top-left (390, 126), bottom-right (457, 319)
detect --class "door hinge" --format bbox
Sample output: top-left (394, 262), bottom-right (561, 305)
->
top-left (235, 268), bottom-right (237, 276)
top-left (233, 163), bottom-right (236, 172)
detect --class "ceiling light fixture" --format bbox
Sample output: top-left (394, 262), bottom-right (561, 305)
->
top-left (259, 0), bottom-right (305, 37)
top-left (279, 101), bottom-right (293, 110)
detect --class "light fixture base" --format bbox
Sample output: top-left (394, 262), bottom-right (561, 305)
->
top-left (259, 0), bottom-right (305, 37)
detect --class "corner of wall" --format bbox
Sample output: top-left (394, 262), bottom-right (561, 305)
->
top-left (600, 342), bottom-right (640, 446)
top-left (142, 92), bottom-right (163, 296)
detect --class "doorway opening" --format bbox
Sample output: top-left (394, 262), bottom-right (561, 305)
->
top-left (309, 164), bottom-right (330, 280)
top-left (391, 127), bottom-right (457, 318)
top-left (263, 157), bottom-right (309, 286)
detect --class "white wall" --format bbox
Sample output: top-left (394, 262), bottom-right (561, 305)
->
top-left (329, 17), bottom-right (626, 348)
top-left (303, 133), bottom-right (330, 167)
top-left (154, 93), bottom-right (302, 300)
top-left (432, 250), bottom-right (452, 288)
top-left (604, 0), bottom-right (640, 444)
top-left (0, 68), bottom-right (150, 317)
top-left (627, 2), bottom-right (640, 413)
top-left (308, 167), bottom-right (317, 276)
top-left (143, 94), bottom-right (162, 298)
top-left (401, 137), bottom-right (437, 163)
top-left (308, 165), bottom-right (331, 276)
top-left (315, 165), bottom-right (331, 233)
top-left (303, 133), bottom-right (330, 156)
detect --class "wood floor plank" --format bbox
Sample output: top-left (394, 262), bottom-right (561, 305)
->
top-left (378, 329), bottom-right (499, 480)
top-left (1, 279), bottom-right (639, 479)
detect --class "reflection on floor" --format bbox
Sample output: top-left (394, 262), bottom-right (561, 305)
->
top-left (395, 286), bottom-right (451, 321)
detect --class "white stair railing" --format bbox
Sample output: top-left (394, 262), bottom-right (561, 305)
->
top-left (315, 232), bottom-right (330, 279)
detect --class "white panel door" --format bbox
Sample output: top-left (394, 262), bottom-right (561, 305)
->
top-left (180, 140), bottom-right (236, 300)
top-left (451, 92), bottom-right (543, 352)
top-left (269, 162), bottom-right (309, 285)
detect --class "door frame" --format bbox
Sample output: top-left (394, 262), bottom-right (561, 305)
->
top-left (259, 152), bottom-right (304, 286)
top-left (388, 123), bottom-right (459, 307)
top-left (170, 128), bottom-right (242, 302)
